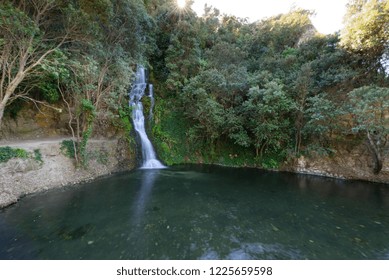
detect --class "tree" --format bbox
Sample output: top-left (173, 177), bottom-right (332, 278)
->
top-left (0, 0), bottom-right (81, 128)
top-left (57, 0), bottom-right (152, 166)
top-left (249, 8), bottom-right (315, 60)
top-left (293, 63), bottom-right (313, 154)
top-left (181, 69), bottom-right (226, 144)
top-left (59, 57), bottom-right (104, 166)
top-left (286, 34), bottom-right (359, 155)
top-left (303, 93), bottom-right (343, 149)
top-left (341, 0), bottom-right (389, 74)
top-left (243, 81), bottom-right (295, 157)
top-left (147, 0), bottom-right (389, 169)
top-left (147, 0), bottom-right (201, 95)
top-left (347, 85), bottom-right (389, 174)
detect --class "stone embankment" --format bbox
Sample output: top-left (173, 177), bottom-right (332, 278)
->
top-left (285, 143), bottom-right (389, 184)
top-left (0, 138), bottom-right (134, 208)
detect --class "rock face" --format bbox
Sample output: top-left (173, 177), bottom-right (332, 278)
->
top-left (0, 105), bottom-right (121, 141)
top-left (0, 139), bottom-right (136, 208)
top-left (0, 106), bottom-right (69, 140)
top-left (285, 143), bottom-right (389, 184)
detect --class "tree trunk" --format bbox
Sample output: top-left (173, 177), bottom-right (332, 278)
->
top-left (367, 131), bottom-right (383, 175)
top-left (260, 140), bottom-right (268, 158)
top-left (0, 103), bottom-right (5, 129)
top-left (295, 105), bottom-right (305, 155)
top-left (295, 127), bottom-right (302, 155)
top-left (0, 71), bottom-right (26, 127)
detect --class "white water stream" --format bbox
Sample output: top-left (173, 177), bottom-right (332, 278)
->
top-left (129, 67), bottom-right (165, 169)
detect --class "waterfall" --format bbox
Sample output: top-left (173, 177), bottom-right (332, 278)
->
top-left (129, 67), bottom-right (165, 169)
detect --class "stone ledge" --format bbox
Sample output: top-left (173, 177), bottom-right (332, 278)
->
top-left (0, 138), bottom-right (135, 209)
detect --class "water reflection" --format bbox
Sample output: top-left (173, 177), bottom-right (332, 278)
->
top-left (294, 173), bottom-right (389, 206)
top-left (132, 170), bottom-right (160, 226)
top-left (199, 243), bottom-right (302, 260)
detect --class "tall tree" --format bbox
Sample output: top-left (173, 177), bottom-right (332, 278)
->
top-left (0, 0), bottom-right (84, 127)
top-left (341, 0), bottom-right (389, 75)
top-left (243, 81), bottom-right (295, 157)
top-left (347, 85), bottom-right (389, 174)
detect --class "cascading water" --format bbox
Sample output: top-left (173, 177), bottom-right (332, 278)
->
top-left (129, 67), bottom-right (165, 169)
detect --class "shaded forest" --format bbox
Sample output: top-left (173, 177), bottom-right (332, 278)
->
top-left (1, 0), bottom-right (388, 173)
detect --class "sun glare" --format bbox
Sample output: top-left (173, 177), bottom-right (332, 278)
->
top-left (177, 0), bottom-right (186, 9)
top-left (191, 0), bottom-right (348, 34)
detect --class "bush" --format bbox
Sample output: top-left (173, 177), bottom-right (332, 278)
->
top-left (60, 140), bottom-right (76, 159)
top-left (34, 149), bottom-right (43, 163)
top-left (0, 146), bottom-right (29, 163)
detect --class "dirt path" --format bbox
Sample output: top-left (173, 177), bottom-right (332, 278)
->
top-left (0, 137), bottom-right (115, 149)
top-left (0, 137), bottom-right (66, 148)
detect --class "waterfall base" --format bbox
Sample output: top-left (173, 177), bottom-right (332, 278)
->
top-left (141, 159), bottom-right (166, 169)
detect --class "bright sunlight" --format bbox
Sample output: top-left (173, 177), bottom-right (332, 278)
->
top-left (177, 0), bottom-right (186, 9)
top-left (191, 0), bottom-right (348, 34)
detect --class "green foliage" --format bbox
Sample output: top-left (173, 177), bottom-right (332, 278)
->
top-left (60, 140), bottom-right (76, 159)
top-left (36, 50), bottom-right (69, 103)
top-left (150, 3), bottom-right (389, 170)
top-left (243, 81), bottom-right (295, 157)
top-left (39, 82), bottom-right (60, 103)
top-left (341, 0), bottom-right (389, 65)
top-left (0, 146), bottom-right (30, 163)
top-left (347, 86), bottom-right (389, 134)
top-left (79, 126), bottom-right (94, 167)
top-left (152, 99), bottom-right (191, 165)
top-left (60, 138), bottom-right (109, 167)
top-left (33, 149), bottom-right (43, 163)
top-left (346, 85), bottom-right (389, 174)
top-left (304, 93), bottom-right (344, 145)
top-left (79, 0), bottom-right (113, 23)
top-left (118, 107), bottom-right (133, 132)
top-left (81, 99), bottom-right (96, 114)
top-left (4, 99), bottom-right (25, 119)
top-left (0, 146), bottom-right (43, 164)
top-left (0, 0), bottom-right (78, 127)
top-left (261, 157), bottom-right (280, 170)
top-left (2, 0), bottom-right (389, 172)
top-left (249, 8), bottom-right (314, 59)
top-left (0, 3), bottom-right (39, 38)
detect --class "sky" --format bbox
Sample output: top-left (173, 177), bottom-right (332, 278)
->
top-left (191, 0), bottom-right (349, 34)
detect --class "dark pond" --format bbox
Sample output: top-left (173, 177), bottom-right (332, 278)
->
top-left (1, 165), bottom-right (389, 260)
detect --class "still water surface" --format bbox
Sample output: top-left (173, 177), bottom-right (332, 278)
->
top-left (1, 165), bottom-right (389, 259)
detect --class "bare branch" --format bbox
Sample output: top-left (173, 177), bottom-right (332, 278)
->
top-left (0, 0), bottom-right (88, 127)
top-left (18, 96), bottom-right (62, 114)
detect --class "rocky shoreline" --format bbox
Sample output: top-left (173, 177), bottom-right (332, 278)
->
top-left (284, 144), bottom-right (389, 185)
top-left (0, 138), bottom-right (135, 209)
